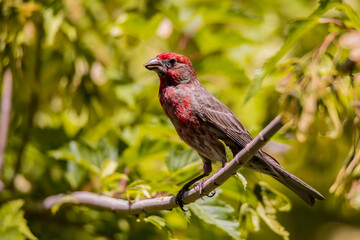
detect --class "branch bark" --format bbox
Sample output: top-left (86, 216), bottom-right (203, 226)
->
top-left (43, 115), bottom-right (284, 214)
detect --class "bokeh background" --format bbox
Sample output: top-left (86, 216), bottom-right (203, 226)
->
top-left (1, 0), bottom-right (360, 239)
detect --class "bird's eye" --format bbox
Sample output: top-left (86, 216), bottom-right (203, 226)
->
top-left (169, 58), bottom-right (177, 67)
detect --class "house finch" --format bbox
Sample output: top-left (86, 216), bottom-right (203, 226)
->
top-left (145, 53), bottom-right (324, 209)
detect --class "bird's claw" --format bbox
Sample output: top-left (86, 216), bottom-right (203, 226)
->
top-left (175, 187), bottom-right (188, 211)
top-left (194, 180), bottom-right (217, 200)
top-left (175, 177), bottom-right (217, 211)
top-left (207, 190), bottom-right (216, 197)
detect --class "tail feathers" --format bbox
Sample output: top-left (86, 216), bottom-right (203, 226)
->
top-left (272, 166), bottom-right (325, 206)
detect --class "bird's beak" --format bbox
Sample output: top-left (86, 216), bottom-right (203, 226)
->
top-left (144, 57), bottom-right (165, 73)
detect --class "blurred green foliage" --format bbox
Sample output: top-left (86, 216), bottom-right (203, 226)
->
top-left (1, 0), bottom-right (360, 239)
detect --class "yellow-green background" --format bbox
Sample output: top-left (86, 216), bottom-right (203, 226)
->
top-left (1, 0), bottom-right (360, 239)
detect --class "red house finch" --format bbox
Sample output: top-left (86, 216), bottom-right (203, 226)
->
top-left (145, 53), bottom-right (324, 209)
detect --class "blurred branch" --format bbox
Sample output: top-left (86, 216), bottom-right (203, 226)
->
top-left (351, 74), bottom-right (359, 118)
top-left (0, 69), bottom-right (13, 186)
top-left (319, 18), bottom-right (345, 27)
top-left (43, 115), bottom-right (284, 214)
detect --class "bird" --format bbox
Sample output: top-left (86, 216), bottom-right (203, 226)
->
top-left (144, 52), bottom-right (324, 209)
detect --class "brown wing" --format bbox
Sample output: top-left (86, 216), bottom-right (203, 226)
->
top-left (193, 86), bottom-right (280, 169)
top-left (193, 87), bottom-right (254, 148)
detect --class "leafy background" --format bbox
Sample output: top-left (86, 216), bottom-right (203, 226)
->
top-left (1, 0), bottom-right (360, 239)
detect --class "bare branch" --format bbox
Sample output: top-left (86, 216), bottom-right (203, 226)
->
top-left (0, 69), bottom-right (13, 181)
top-left (43, 115), bottom-right (284, 214)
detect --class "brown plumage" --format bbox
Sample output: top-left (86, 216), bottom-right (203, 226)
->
top-left (145, 52), bottom-right (324, 209)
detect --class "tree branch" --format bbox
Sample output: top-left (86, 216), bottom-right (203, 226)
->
top-left (43, 115), bottom-right (284, 214)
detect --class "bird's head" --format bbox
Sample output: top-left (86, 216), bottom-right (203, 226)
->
top-left (145, 53), bottom-right (197, 86)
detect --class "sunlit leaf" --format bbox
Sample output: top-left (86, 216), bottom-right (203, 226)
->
top-left (234, 172), bottom-right (247, 190)
top-left (120, 13), bottom-right (163, 40)
top-left (244, 0), bottom-right (339, 103)
top-left (195, 28), bottom-right (251, 54)
top-left (257, 204), bottom-right (290, 240)
top-left (239, 203), bottom-right (260, 232)
top-left (189, 199), bottom-right (241, 240)
top-left (101, 172), bottom-right (128, 186)
top-left (144, 215), bottom-right (166, 228)
top-left (199, 4), bottom-right (259, 25)
top-left (49, 141), bottom-right (101, 175)
top-left (165, 147), bottom-right (199, 173)
top-left (126, 180), bottom-right (152, 198)
top-left (0, 200), bottom-right (37, 240)
top-left (335, 3), bottom-right (360, 29)
top-left (143, 215), bottom-right (174, 239)
top-left (100, 159), bottom-right (119, 178)
top-left (199, 56), bottom-right (251, 84)
top-left (50, 195), bottom-right (75, 215)
top-left (43, 8), bottom-right (64, 46)
top-left (255, 182), bottom-right (291, 212)
top-left (219, 139), bottom-right (234, 162)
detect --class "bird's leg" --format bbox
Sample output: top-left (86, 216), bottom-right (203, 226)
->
top-left (197, 161), bottom-right (227, 198)
top-left (176, 173), bottom-right (209, 211)
top-left (176, 160), bottom-right (212, 211)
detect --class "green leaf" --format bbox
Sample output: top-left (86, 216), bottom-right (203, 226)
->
top-left (115, 84), bottom-right (142, 107)
top-left (143, 215), bottom-right (174, 239)
top-left (50, 140), bottom-right (118, 175)
top-left (234, 172), bottom-right (247, 190)
top-left (43, 8), bottom-right (64, 46)
top-left (0, 228), bottom-right (25, 240)
top-left (0, 200), bottom-right (37, 240)
top-left (199, 56), bottom-right (251, 84)
top-left (257, 204), bottom-right (289, 240)
top-left (49, 141), bottom-right (101, 175)
top-left (49, 140), bottom-right (118, 188)
top-left (120, 13), bottom-right (163, 40)
top-left (143, 215), bottom-right (166, 229)
top-left (199, 4), bottom-right (259, 25)
top-left (121, 137), bottom-right (173, 167)
top-left (64, 161), bottom-right (86, 189)
top-left (243, 0), bottom-right (339, 103)
top-left (239, 203), bottom-right (260, 232)
top-left (50, 195), bottom-right (76, 215)
top-left (100, 159), bottom-right (119, 178)
top-left (255, 181), bottom-right (291, 212)
top-left (335, 3), bottom-right (360, 29)
top-left (219, 139), bottom-right (234, 162)
top-left (165, 147), bottom-right (199, 173)
top-left (101, 173), bottom-right (128, 187)
top-left (126, 180), bottom-right (152, 198)
top-left (188, 199), bottom-right (241, 240)
top-left (195, 28), bottom-right (251, 54)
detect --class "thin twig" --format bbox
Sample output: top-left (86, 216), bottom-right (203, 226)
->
top-left (313, 32), bottom-right (339, 65)
top-left (319, 18), bottom-right (344, 28)
top-left (0, 69), bottom-right (13, 180)
top-left (351, 74), bottom-right (359, 118)
top-left (43, 115), bottom-right (284, 214)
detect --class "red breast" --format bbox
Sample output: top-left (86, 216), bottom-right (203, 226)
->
top-left (159, 85), bottom-right (200, 129)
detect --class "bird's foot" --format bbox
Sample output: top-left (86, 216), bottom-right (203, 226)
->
top-left (207, 189), bottom-right (216, 198)
top-left (194, 179), bottom-right (216, 199)
top-left (175, 187), bottom-right (189, 211)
